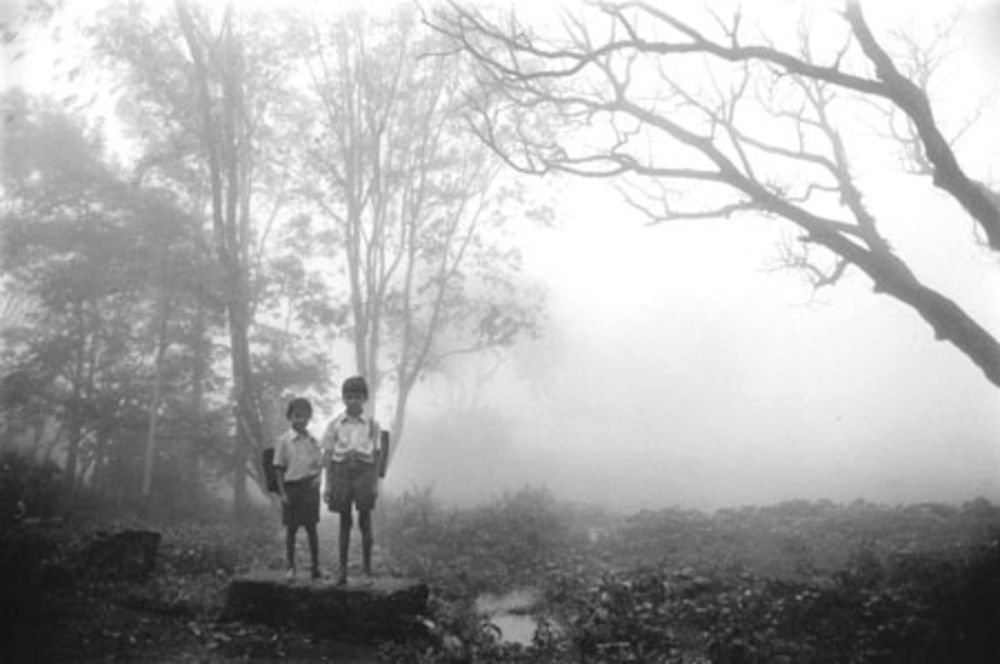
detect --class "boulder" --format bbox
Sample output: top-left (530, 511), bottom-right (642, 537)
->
top-left (225, 571), bottom-right (429, 642)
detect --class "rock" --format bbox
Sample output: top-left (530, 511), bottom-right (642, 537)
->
top-left (224, 571), bottom-right (429, 642)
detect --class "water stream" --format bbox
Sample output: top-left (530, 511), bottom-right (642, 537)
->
top-left (474, 588), bottom-right (541, 645)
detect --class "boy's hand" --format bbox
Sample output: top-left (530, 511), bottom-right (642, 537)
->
top-left (280, 493), bottom-right (290, 507)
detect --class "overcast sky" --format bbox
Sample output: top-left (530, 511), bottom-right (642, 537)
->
top-left (386, 0), bottom-right (1000, 512)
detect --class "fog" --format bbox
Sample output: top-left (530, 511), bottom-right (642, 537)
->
top-left (384, 3), bottom-right (1000, 510)
top-left (386, 0), bottom-right (1000, 511)
top-left (372, 3), bottom-right (1000, 510)
top-left (383, 175), bottom-right (1000, 511)
top-left (5, 0), bottom-right (999, 515)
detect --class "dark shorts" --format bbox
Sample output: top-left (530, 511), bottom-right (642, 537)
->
top-left (326, 460), bottom-right (377, 512)
top-left (282, 476), bottom-right (320, 527)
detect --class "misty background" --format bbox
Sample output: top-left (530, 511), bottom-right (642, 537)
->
top-left (388, 0), bottom-right (1000, 511)
top-left (394, 178), bottom-right (1000, 511)
top-left (3, 0), bottom-right (999, 516)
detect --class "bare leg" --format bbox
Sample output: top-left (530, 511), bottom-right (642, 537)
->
top-left (306, 524), bottom-right (320, 578)
top-left (337, 509), bottom-right (352, 585)
top-left (359, 509), bottom-right (374, 583)
top-left (285, 524), bottom-right (297, 579)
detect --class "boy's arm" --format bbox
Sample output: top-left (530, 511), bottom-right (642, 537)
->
top-left (320, 427), bottom-right (333, 502)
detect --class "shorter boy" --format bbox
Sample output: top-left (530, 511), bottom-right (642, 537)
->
top-left (273, 397), bottom-right (324, 581)
top-left (322, 376), bottom-right (381, 586)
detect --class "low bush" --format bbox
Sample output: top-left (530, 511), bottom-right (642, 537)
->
top-left (537, 533), bottom-right (1000, 663)
top-left (0, 450), bottom-right (64, 523)
top-left (380, 485), bottom-right (583, 596)
top-left (379, 494), bottom-right (1000, 663)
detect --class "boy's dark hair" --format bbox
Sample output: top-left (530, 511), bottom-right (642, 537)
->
top-left (341, 375), bottom-right (369, 398)
top-left (286, 397), bottom-right (313, 419)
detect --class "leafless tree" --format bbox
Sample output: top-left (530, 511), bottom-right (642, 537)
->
top-left (431, 0), bottom-right (1000, 388)
top-left (288, 5), bottom-right (544, 454)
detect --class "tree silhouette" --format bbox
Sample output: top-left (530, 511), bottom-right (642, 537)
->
top-left (0, 92), bottom-right (201, 505)
top-left (431, 0), bottom-right (1000, 387)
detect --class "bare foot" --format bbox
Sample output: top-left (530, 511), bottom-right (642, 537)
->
top-left (335, 574), bottom-right (348, 586)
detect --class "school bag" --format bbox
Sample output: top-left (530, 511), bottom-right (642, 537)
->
top-left (378, 429), bottom-right (390, 478)
top-left (262, 448), bottom-right (279, 493)
top-left (365, 418), bottom-right (391, 477)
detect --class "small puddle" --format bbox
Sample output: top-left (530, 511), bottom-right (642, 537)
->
top-left (489, 614), bottom-right (537, 645)
top-left (474, 588), bottom-right (541, 645)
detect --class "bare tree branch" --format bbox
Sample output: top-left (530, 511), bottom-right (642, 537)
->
top-left (844, 0), bottom-right (1000, 248)
top-left (429, 0), bottom-right (1000, 388)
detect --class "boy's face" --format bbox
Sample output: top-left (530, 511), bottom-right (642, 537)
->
top-left (343, 390), bottom-right (366, 417)
top-left (289, 408), bottom-right (311, 433)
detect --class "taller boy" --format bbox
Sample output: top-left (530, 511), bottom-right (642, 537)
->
top-left (322, 376), bottom-right (381, 586)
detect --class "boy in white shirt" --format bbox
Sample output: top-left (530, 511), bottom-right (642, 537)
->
top-left (273, 397), bottom-right (324, 580)
top-left (322, 376), bottom-right (381, 586)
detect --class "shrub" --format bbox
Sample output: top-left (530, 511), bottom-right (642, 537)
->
top-left (381, 485), bottom-right (579, 595)
top-left (0, 450), bottom-right (64, 523)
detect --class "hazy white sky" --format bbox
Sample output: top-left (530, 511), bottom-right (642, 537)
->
top-left (386, 0), bottom-right (1000, 511)
top-left (392, 176), bottom-right (1000, 511)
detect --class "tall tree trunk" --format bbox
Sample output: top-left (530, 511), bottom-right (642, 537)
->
top-left (90, 430), bottom-right (109, 498)
top-left (185, 246), bottom-right (209, 499)
top-left (183, 191), bottom-right (212, 503)
top-left (387, 373), bottom-right (416, 465)
top-left (141, 296), bottom-right (172, 513)
top-left (177, 0), bottom-right (262, 523)
top-left (64, 324), bottom-right (85, 492)
top-left (228, 266), bottom-right (259, 522)
top-left (64, 398), bottom-right (81, 492)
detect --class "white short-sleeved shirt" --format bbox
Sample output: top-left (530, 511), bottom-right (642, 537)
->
top-left (273, 429), bottom-right (323, 482)
top-left (321, 413), bottom-right (379, 463)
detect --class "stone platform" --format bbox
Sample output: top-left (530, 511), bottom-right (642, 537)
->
top-left (225, 571), bottom-right (429, 642)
